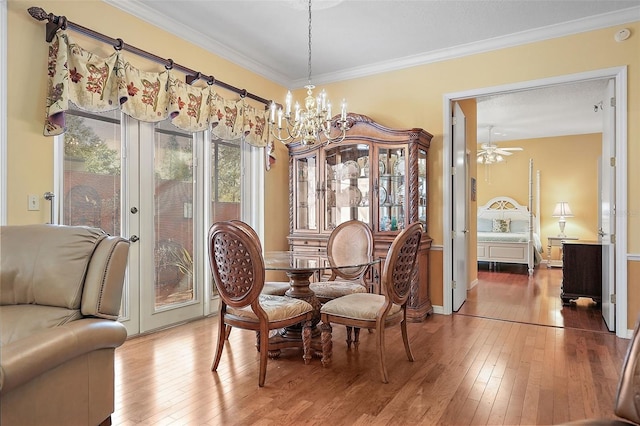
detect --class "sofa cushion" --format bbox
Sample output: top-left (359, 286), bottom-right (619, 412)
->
top-left (0, 225), bottom-right (106, 309)
top-left (0, 305), bottom-right (82, 346)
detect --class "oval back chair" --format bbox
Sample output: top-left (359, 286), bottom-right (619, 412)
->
top-left (319, 222), bottom-right (423, 383)
top-left (208, 221), bottom-right (313, 387)
top-left (310, 220), bottom-right (374, 304)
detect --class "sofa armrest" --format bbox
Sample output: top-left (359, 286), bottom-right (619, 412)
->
top-left (82, 236), bottom-right (130, 319)
top-left (0, 318), bottom-right (127, 394)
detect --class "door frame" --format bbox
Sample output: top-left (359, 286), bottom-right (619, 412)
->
top-left (442, 66), bottom-right (629, 338)
top-left (0, 0), bottom-right (6, 226)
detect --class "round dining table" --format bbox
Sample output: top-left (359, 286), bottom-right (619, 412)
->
top-left (262, 251), bottom-right (380, 357)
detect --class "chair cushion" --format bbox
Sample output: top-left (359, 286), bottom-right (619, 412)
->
top-left (310, 281), bottom-right (367, 299)
top-left (227, 294), bottom-right (312, 322)
top-left (262, 282), bottom-right (290, 296)
top-left (320, 293), bottom-right (402, 320)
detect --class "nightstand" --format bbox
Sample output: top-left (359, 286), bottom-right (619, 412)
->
top-left (546, 236), bottom-right (578, 268)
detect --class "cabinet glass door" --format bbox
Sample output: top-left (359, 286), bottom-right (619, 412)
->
top-left (295, 156), bottom-right (318, 231)
top-left (378, 147), bottom-right (406, 232)
top-left (418, 147), bottom-right (427, 229)
top-left (324, 144), bottom-right (370, 231)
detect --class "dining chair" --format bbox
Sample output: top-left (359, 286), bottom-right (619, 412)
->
top-left (309, 219), bottom-right (374, 303)
top-left (319, 222), bottom-right (422, 383)
top-left (229, 220), bottom-right (290, 296)
top-left (208, 221), bottom-right (314, 387)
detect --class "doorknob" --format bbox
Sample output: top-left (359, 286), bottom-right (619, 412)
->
top-left (598, 228), bottom-right (605, 237)
top-left (129, 235), bottom-right (139, 243)
top-left (130, 207), bottom-right (138, 214)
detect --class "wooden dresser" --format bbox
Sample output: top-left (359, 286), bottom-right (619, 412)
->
top-left (561, 241), bottom-right (602, 305)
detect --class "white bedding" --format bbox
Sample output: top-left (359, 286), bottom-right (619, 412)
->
top-left (477, 231), bottom-right (543, 253)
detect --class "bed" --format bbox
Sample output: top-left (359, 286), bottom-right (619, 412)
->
top-left (477, 162), bottom-right (542, 275)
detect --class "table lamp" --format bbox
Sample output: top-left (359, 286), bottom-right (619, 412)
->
top-left (552, 201), bottom-right (574, 237)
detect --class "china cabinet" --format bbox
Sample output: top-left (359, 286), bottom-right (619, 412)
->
top-left (287, 113), bottom-right (433, 321)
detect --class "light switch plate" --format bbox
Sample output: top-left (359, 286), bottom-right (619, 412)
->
top-left (28, 194), bottom-right (40, 211)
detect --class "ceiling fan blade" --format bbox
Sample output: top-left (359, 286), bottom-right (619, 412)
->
top-left (494, 149), bottom-right (514, 156)
top-left (500, 147), bottom-right (523, 151)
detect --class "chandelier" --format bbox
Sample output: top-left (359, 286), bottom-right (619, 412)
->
top-left (269, 0), bottom-right (351, 146)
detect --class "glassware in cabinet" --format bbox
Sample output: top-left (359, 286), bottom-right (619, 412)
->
top-left (323, 143), bottom-right (370, 231)
top-left (377, 147), bottom-right (406, 232)
top-left (294, 156), bottom-right (317, 231)
top-left (418, 148), bottom-right (428, 228)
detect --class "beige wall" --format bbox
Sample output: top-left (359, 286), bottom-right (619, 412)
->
top-left (6, 1), bottom-right (640, 326)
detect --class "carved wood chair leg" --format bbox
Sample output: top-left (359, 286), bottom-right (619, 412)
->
top-left (377, 325), bottom-right (388, 383)
top-left (258, 324), bottom-right (269, 387)
top-left (346, 326), bottom-right (353, 348)
top-left (211, 320), bottom-right (227, 371)
top-left (353, 327), bottom-right (361, 349)
top-left (321, 322), bottom-right (333, 367)
top-left (302, 320), bottom-right (312, 364)
top-left (401, 316), bottom-right (414, 362)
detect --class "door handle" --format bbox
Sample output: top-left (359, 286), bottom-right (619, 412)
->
top-left (129, 235), bottom-right (139, 243)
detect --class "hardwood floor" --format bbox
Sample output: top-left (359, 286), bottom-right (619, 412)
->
top-left (113, 266), bottom-right (629, 426)
top-left (459, 263), bottom-right (609, 332)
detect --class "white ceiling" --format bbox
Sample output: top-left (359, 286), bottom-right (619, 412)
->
top-left (103, 0), bottom-right (640, 142)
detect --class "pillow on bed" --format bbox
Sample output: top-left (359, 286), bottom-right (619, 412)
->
top-left (477, 218), bottom-right (493, 232)
top-left (511, 220), bottom-right (529, 233)
top-left (492, 218), bottom-right (511, 233)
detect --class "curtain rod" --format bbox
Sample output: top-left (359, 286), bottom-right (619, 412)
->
top-left (27, 6), bottom-right (273, 108)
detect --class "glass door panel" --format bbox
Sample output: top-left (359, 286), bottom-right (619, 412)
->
top-left (324, 144), bottom-right (369, 231)
top-left (295, 156), bottom-right (317, 231)
top-left (153, 121), bottom-right (196, 310)
top-left (62, 110), bottom-right (122, 234)
top-left (378, 147), bottom-right (406, 232)
top-left (210, 137), bottom-right (241, 222)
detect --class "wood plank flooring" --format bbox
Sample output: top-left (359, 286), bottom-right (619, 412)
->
top-left (112, 266), bottom-right (627, 425)
top-left (459, 264), bottom-right (609, 332)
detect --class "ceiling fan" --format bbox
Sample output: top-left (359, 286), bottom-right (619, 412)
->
top-left (477, 126), bottom-right (523, 164)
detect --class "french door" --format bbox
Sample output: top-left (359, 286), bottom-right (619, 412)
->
top-left (56, 108), bottom-right (250, 335)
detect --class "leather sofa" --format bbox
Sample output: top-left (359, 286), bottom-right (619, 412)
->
top-left (0, 224), bottom-right (130, 426)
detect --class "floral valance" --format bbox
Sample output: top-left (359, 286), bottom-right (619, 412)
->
top-left (44, 31), bottom-right (270, 147)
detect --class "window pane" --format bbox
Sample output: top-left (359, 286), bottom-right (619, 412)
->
top-left (211, 137), bottom-right (241, 222)
top-left (63, 109), bottom-right (121, 235)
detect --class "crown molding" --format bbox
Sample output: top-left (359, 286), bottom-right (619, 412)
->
top-left (303, 6), bottom-right (640, 87)
top-left (103, 1), bottom-right (639, 89)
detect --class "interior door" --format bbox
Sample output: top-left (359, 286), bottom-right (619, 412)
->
top-left (452, 102), bottom-right (468, 311)
top-left (599, 78), bottom-right (615, 332)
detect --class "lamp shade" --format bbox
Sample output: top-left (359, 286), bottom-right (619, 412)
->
top-left (552, 202), bottom-right (574, 217)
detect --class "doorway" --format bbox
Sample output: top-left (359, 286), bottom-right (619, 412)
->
top-left (443, 67), bottom-right (628, 338)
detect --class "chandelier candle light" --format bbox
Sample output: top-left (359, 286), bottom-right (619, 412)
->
top-left (269, 0), bottom-right (350, 145)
